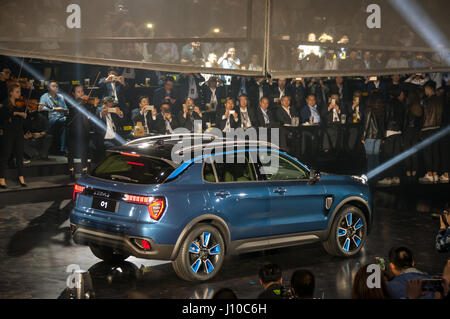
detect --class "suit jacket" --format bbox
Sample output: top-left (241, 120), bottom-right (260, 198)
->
top-left (95, 107), bottom-right (124, 139)
top-left (216, 108), bottom-right (241, 131)
top-left (131, 108), bottom-right (157, 132)
top-left (247, 79), bottom-right (272, 110)
top-left (275, 106), bottom-right (296, 126)
top-left (254, 107), bottom-right (275, 128)
top-left (99, 78), bottom-right (127, 107)
top-left (177, 111), bottom-right (203, 132)
top-left (154, 112), bottom-right (179, 135)
top-left (300, 105), bottom-right (324, 124)
top-left (200, 84), bottom-right (227, 110)
top-left (177, 74), bottom-right (205, 102)
top-left (153, 87), bottom-right (177, 112)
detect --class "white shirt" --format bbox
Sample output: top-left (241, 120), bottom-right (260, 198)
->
top-left (240, 107), bottom-right (252, 129)
top-left (188, 76), bottom-right (198, 99)
top-left (104, 114), bottom-right (116, 140)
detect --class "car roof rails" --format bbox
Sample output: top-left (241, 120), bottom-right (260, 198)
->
top-left (176, 139), bottom-right (280, 156)
top-left (124, 133), bottom-right (228, 146)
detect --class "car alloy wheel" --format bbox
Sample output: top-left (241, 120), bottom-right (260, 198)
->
top-left (188, 231), bottom-right (221, 275)
top-left (172, 224), bottom-right (225, 281)
top-left (337, 211), bottom-right (365, 253)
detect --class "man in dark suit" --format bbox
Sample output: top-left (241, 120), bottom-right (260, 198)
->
top-left (154, 102), bottom-right (179, 135)
top-left (178, 98), bottom-right (203, 132)
top-left (275, 95), bottom-right (296, 127)
top-left (177, 73), bottom-right (205, 107)
top-left (328, 76), bottom-right (351, 107)
top-left (275, 95), bottom-right (298, 153)
top-left (153, 76), bottom-right (177, 113)
top-left (95, 96), bottom-right (125, 161)
top-left (247, 77), bottom-right (272, 112)
top-left (200, 77), bottom-right (226, 125)
top-left (98, 67), bottom-right (128, 114)
top-left (131, 96), bottom-right (157, 134)
top-left (254, 97), bottom-right (275, 128)
top-left (216, 97), bottom-right (241, 133)
top-left (271, 78), bottom-right (293, 109)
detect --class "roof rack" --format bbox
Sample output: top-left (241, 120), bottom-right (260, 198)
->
top-left (124, 133), bottom-right (228, 146)
top-left (176, 140), bottom-right (280, 155)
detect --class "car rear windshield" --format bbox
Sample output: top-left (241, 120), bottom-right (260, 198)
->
top-left (92, 154), bottom-right (175, 185)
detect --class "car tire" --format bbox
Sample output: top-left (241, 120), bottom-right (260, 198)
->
top-left (323, 205), bottom-right (367, 257)
top-left (89, 244), bottom-right (130, 263)
top-left (172, 224), bottom-right (225, 282)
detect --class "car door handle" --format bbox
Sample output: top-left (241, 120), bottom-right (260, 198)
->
top-left (214, 191), bottom-right (231, 198)
top-left (273, 187), bottom-right (287, 194)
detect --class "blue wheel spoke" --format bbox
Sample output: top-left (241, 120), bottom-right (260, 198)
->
top-left (191, 258), bottom-right (202, 273)
top-left (189, 242), bottom-right (200, 254)
top-left (338, 227), bottom-right (347, 237)
top-left (343, 238), bottom-right (350, 252)
top-left (209, 244), bottom-right (220, 255)
top-left (345, 213), bottom-right (352, 227)
top-left (202, 232), bottom-right (211, 247)
top-left (204, 259), bottom-right (214, 274)
top-left (354, 218), bottom-right (363, 230)
top-left (353, 235), bottom-right (362, 247)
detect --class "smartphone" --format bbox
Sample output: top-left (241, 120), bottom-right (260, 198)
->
top-left (331, 98), bottom-right (336, 106)
top-left (108, 108), bottom-right (117, 114)
top-left (421, 279), bottom-right (443, 292)
top-left (296, 77), bottom-right (303, 81)
top-left (375, 257), bottom-right (386, 271)
top-left (369, 76), bottom-right (377, 82)
top-left (229, 110), bottom-right (235, 115)
top-left (354, 97), bottom-right (360, 104)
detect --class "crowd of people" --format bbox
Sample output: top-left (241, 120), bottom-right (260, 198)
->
top-left (0, 62), bottom-right (449, 188)
top-left (212, 205), bottom-right (450, 299)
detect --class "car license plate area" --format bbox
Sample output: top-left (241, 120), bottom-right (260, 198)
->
top-left (92, 197), bottom-right (118, 213)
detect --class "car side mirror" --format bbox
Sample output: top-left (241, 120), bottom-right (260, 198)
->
top-left (308, 169), bottom-right (321, 185)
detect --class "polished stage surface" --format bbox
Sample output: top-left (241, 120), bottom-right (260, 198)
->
top-left (0, 187), bottom-right (448, 299)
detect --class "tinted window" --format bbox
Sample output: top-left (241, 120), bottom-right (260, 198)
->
top-left (213, 154), bottom-right (256, 183)
top-left (92, 154), bottom-right (175, 185)
top-left (203, 162), bottom-right (216, 183)
top-left (258, 152), bottom-right (308, 181)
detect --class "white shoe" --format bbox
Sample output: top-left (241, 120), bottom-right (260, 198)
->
top-left (419, 175), bottom-right (434, 184)
top-left (439, 175), bottom-right (449, 184)
top-left (392, 177), bottom-right (401, 185)
top-left (377, 178), bottom-right (392, 186)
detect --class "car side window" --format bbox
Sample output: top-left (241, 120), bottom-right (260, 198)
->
top-left (213, 153), bottom-right (256, 183)
top-left (257, 152), bottom-right (308, 181)
top-left (203, 161), bottom-right (217, 183)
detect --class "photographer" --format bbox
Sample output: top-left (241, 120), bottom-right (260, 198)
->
top-left (405, 259), bottom-right (450, 299)
top-left (131, 96), bottom-right (157, 135)
top-left (178, 97), bottom-right (203, 133)
top-left (436, 202), bottom-right (450, 253)
top-left (386, 246), bottom-right (434, 299)
top-left (257, 264), bottom-right (289, 299)
top-left (155, 102), bottom-right (179, 135)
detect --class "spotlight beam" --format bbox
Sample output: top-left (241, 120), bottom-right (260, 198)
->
top-left (8, 56), bottom-right (126, 145)
top-left (389, 0), bottom-right (450, 66)
top-left (366, 125), bottom-right (450, 180)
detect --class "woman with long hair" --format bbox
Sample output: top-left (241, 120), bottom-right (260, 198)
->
top-left (0, 83), bottom-right (27, 188)
top-left (352, 264), bottom-right (391, 299)
top-left (67, 84), bottom-right (91, 181)
top-left (361, 91), bottom-right (385, 172)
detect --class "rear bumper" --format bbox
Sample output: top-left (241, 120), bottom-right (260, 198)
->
top-left (71, 223), bottom-right (174, 261)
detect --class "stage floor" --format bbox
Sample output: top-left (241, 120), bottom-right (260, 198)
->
top-left (0, 191), bottom-right (448, 299)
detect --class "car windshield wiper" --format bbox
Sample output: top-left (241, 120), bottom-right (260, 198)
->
top-left (110, 175), bottom-right (139, 183)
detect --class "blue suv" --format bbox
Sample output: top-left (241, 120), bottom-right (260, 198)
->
top-left (70, 134), bottom-right (373, 281)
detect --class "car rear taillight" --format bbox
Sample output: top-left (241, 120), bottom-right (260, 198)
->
top-left (73, 184), bottom-right (85, 201)
top-left (123, 195), bottom-right (166, 221)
